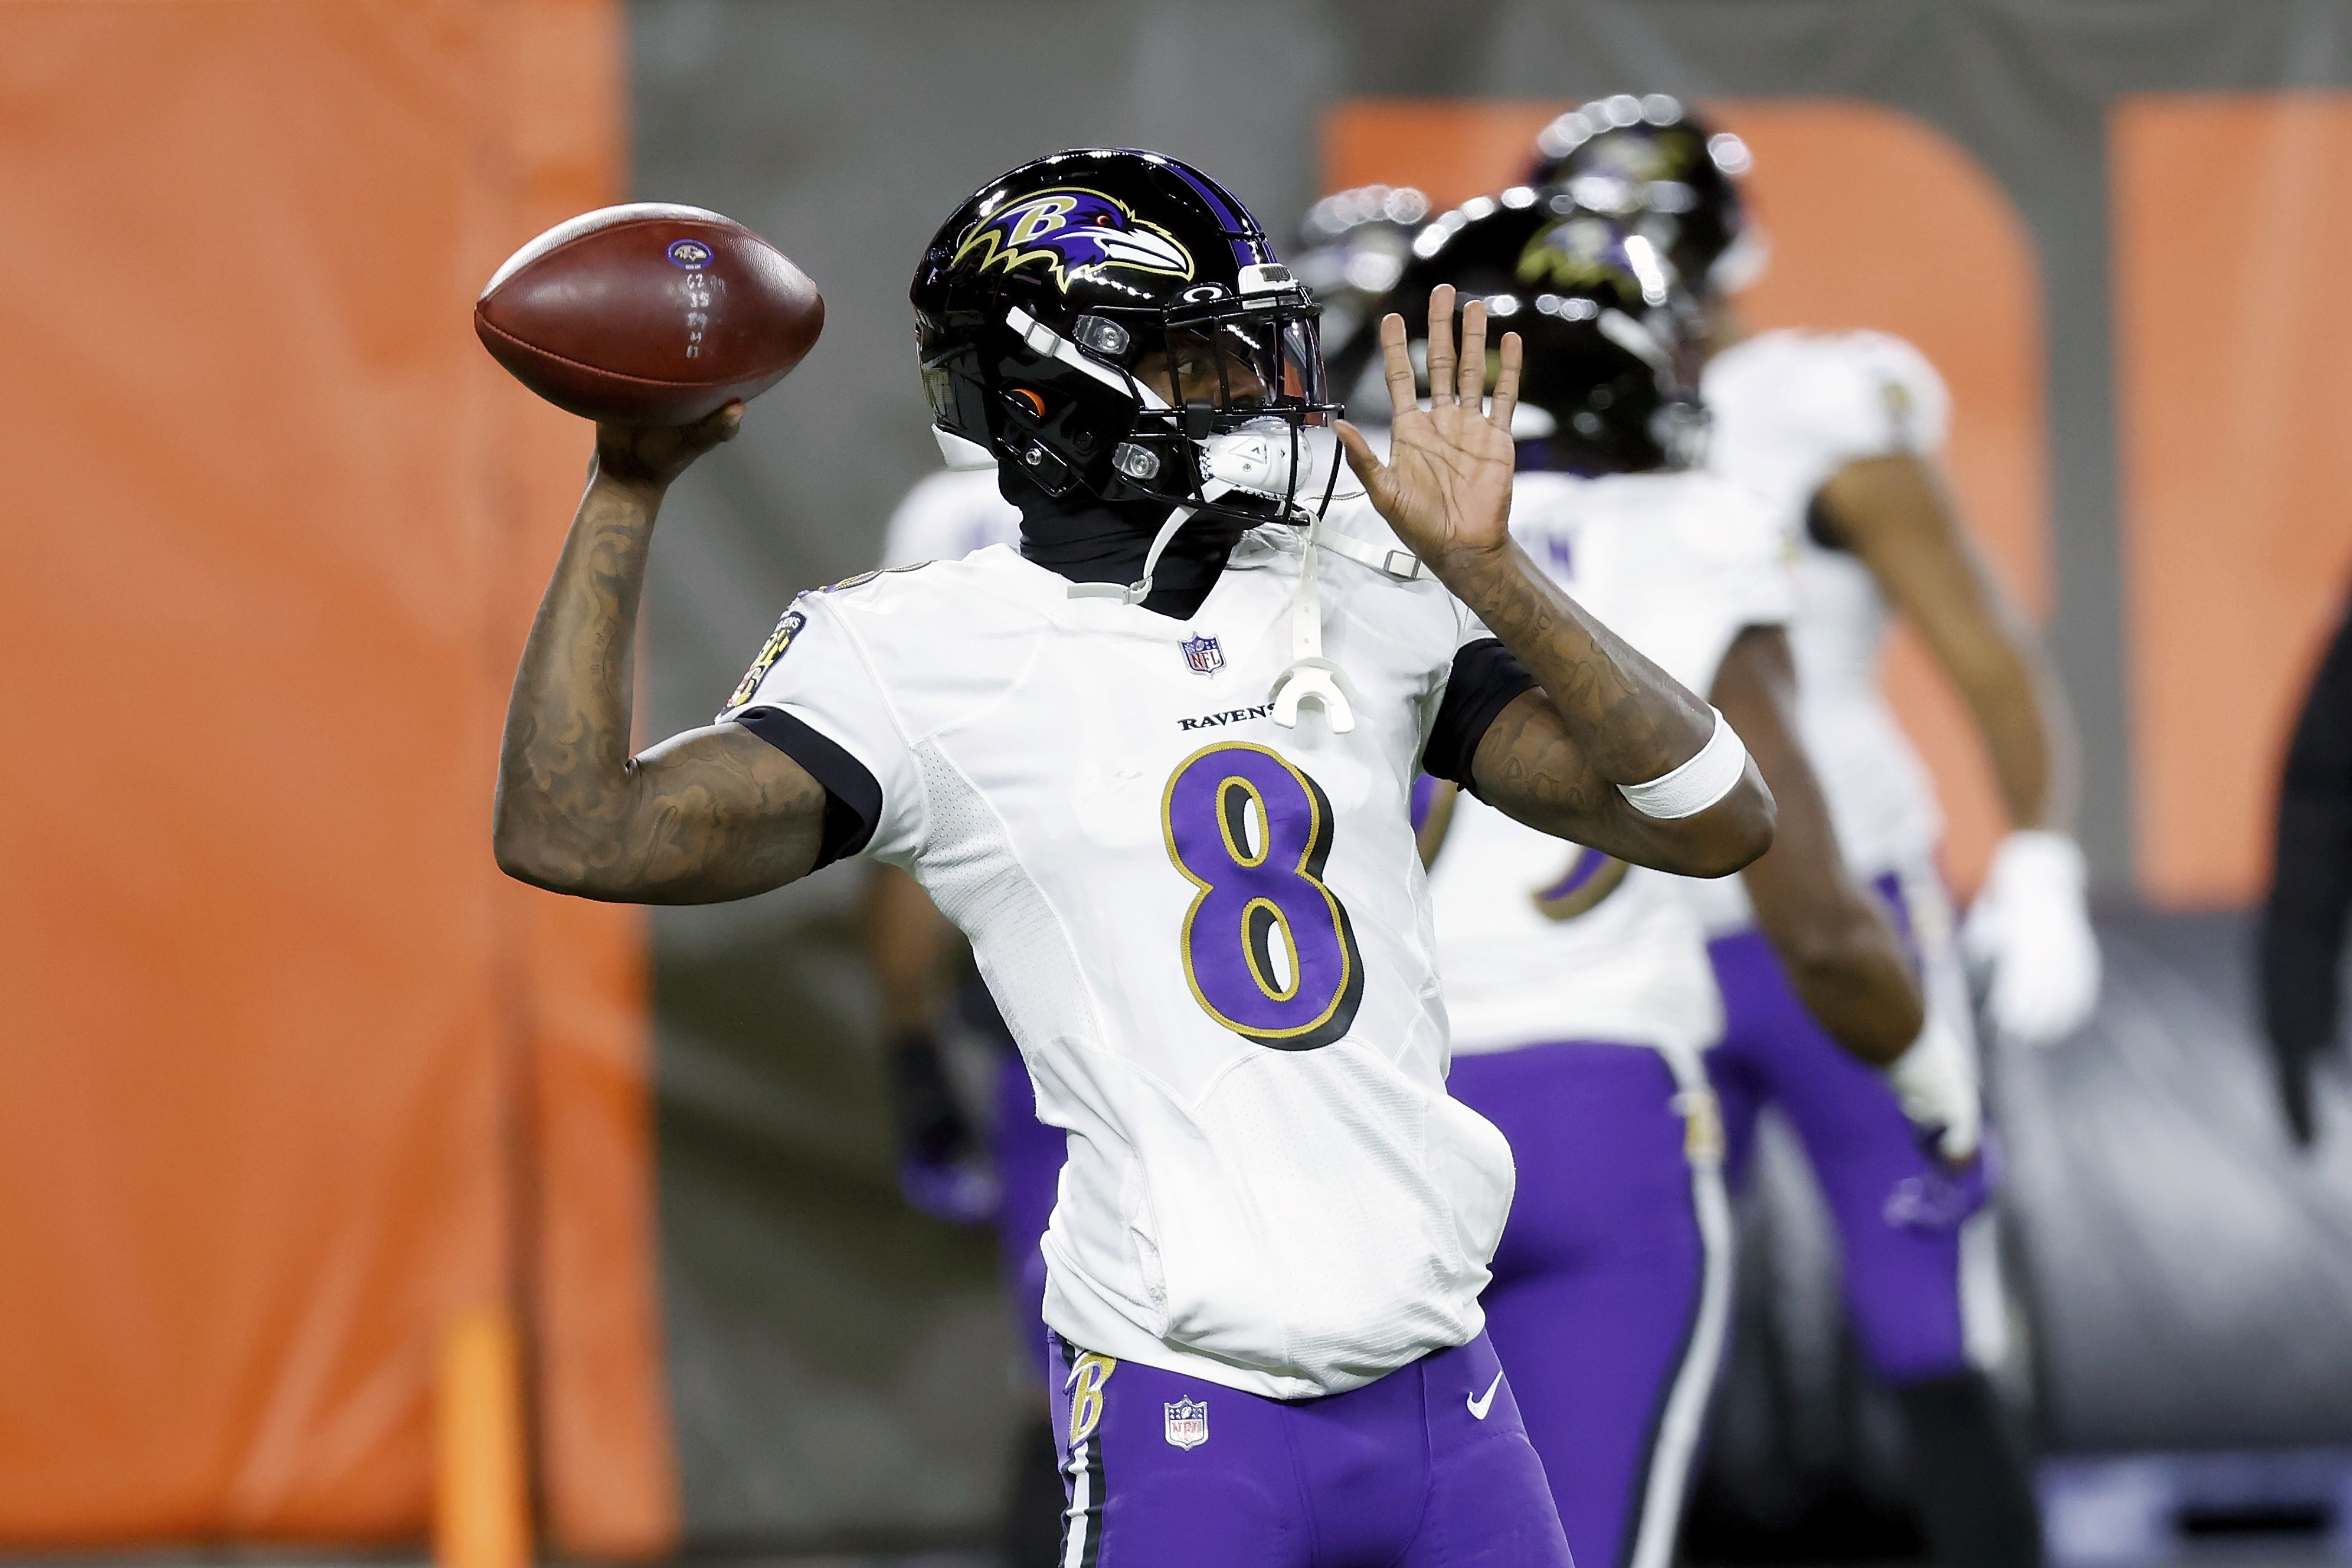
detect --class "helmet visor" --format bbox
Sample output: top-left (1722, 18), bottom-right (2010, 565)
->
top-left (1152, 297), bottom-right (1332, 424)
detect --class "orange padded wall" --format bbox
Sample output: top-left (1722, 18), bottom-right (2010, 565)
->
top-left (0, 1), bottom-right (673, 1553)
top-left (2112, 93), bottom-right (2352, 907)
top-left (1324, 99), bottom-right (2051, 892)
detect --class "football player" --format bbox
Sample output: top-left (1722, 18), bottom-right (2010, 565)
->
top-left (859, 182), bottom-right (1447, 1559)
top-left (866, 177), bottom-right (1443, 1249)
top-left (493, 148), bottom-right (1782, 1566)
top-left (1393, 197), bottom-right (1951, 1568)
top-left (1535, 96), bottom-right (2084, 1567)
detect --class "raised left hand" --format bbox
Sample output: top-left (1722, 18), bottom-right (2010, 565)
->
top-left (1336, 284), bottom-right (1523, 571)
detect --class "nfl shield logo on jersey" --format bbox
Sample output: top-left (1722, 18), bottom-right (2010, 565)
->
top-left (1180, 634), bottom-right (1224, 676)
top-left (1163, 1397), bottom-right (1209, 1450)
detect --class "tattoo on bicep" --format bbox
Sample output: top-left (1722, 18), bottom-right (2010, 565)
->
top-left (620, 735), bottom-right (829, 896)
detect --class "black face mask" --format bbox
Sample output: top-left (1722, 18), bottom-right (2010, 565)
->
top-left (1000, 464), bottom-right (1253, 621)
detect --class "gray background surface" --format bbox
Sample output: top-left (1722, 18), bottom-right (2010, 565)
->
top-left (626, 0), bottom-right (2352, 1546)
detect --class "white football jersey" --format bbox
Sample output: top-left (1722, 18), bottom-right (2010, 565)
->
top-left (722, 513), bottom-right (1516, 1399)
top-left (878, 466), bottom-right (1020, 571)
top-left (1703, 328), bottom-right (1951, 885)
top-left (1427, 470), bottom-right (1793, 1061)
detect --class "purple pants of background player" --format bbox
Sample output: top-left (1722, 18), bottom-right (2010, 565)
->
top-left (1704, 868), bottom-right (1993, 1383)
top-left (1448, 1041), bottom-right (1732, 1568)
top-left (1047, 1330), bottom-right (1573, 1567)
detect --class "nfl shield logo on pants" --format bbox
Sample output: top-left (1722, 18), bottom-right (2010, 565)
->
top-left (1180, 634), bottom-right (1224, 675)
top-left (1163, 1397), bottom-right (1209, 1450)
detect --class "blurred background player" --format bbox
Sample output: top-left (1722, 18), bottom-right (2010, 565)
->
top-left (2259, 589), bottom-right (2352, 1147)
top-left (1532, 94), bottom-right (2092, 1566)
top-left (1394, 197), bottom-right (1968, 1568)
top-left (1292, 182), bottom-right (1431, 418)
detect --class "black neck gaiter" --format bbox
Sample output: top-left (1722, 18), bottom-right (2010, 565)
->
top-left (1002, 466), bottom-right (1252, 621)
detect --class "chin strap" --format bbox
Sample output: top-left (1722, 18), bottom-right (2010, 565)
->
top-left (1067, 503), bottom-right (1202, 606)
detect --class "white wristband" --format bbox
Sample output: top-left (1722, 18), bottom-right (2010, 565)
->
top-left (1617, 710), bottom-right (1748, 820)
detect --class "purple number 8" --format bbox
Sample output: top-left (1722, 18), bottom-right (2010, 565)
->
top-left (1162, 743), bottom-right (1365, 1050)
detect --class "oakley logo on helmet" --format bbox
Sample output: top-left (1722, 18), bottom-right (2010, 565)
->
top-left (953, 187), bottom-right (1195, 290)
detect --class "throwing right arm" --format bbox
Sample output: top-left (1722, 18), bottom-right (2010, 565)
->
top-left (492, 408), bottom-right (831, 904)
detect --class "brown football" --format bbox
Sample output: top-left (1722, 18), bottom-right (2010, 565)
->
top-left (475, 202), bottom-right (823, 424)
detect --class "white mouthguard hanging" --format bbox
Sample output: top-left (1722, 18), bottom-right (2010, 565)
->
top-left (1266, 520), bottom-right (1427, 733)
top-left (1268, 525), bottom-right (1355, 731)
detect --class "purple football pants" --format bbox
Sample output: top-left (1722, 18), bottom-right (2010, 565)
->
top-left (1449, 1041), bottom-right (1731, 1568)
top-left (992, 1046), bottom-right (1065, 1382)
top-left (1705, 872), bottom-right (1982, 1383)
top-left (1048, 1330), bottom-right (1573, 1568)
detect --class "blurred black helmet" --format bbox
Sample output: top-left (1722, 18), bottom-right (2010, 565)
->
top-left (1529, 94), bottom-right (1763, 297)
top-left (1390, 189), bottom-right (1707, 475)
top-left (1288, 184), bottom-right (1431, 411)
top-left (910, 148), bottom-right (1341, 528)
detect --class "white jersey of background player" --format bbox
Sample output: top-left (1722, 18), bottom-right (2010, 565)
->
top-left (1685, 333), bottom-right (1977, 1001)
top-left (1705, 330), bottom-right (1951, 882)
top-left (1701, 330), bottom-right (2096, 1043)
top-left (1431, 469), bottom-right (1790, 1064)
top-left (1705, 333), bottom-right (2097, 1048)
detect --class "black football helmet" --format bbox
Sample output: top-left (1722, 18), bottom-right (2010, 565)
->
top-left (1388, 189), bottom-right (1706, 475)
top-left (1288, 184), bottom-right (1431, 410)
top-left (1527, 94), bottom-right (1762, 296)
top-left (910, 149), bottom-right (1342, 534)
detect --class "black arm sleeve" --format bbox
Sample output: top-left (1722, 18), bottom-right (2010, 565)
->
top-left (732, 706), bottom-right (884, 871)
top-left (2258, 600), bottom-right (2352, 1140)
top-left (1421, 637), bottom-right (1538, 794)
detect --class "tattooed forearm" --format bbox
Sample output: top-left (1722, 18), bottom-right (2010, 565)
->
top-left (1339, 289), bottom-right (1764, 870)
top-left (492, 464), bottom-right (826, 905)
top-left (1434, 540), bottom-right (1772, 877)
top-left (1440, 538), bottom-right (1716, 788)
top-left (1468, 689), bottom-right (1767, 878)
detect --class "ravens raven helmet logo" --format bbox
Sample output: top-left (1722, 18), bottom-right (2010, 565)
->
top-left (951, 187), bottom-right (1195, 290)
